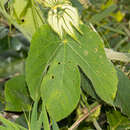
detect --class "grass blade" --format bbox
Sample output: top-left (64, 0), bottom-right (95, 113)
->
top-left (89, 4), bottom-right (117, 24)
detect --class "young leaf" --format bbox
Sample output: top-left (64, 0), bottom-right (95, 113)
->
top-left (5, 75), bottom-right (31, 112)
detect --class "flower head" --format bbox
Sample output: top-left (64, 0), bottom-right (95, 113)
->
top-left (37, 0), bottom-right (81, 40)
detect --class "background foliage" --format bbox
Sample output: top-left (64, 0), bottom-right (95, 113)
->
top-left (0, 0), bottom-right (130, 130)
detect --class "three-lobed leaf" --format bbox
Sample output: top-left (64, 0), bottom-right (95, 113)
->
top-left (26, 24), bottom-right (118, 121)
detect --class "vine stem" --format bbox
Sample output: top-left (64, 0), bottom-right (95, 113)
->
top-left (93, 118), bottom-right (102, 130)
top-left (68, 104), bottom-right (101, 130)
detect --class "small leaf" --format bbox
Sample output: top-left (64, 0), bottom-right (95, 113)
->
top-left (11, 0), bottom-right (43, 36)
top-left (5, 75), bottom-right (31, 111)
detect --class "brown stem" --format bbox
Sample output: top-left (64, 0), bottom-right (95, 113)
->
top-left (69, 104), bottom-right (101, 130)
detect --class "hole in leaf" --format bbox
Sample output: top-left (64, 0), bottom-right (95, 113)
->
top-left (21, 19), bottom-right (25, 23)
top-left (51, 75), bottom-right (54, 79)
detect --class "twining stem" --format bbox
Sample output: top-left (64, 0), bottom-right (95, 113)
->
top-left (93, 118), bottom-right (102, 130)
top-left (69, 104), bottom-right (101, 130)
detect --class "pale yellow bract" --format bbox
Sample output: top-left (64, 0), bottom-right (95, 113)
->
top-left (37, 0), bottom-right (81, 39)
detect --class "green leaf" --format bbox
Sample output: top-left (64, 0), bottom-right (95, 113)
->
top-left (26, 24), bottom-right (117, 121)
top-left (26, 25), bottom-right (61, 101)
top-left (41, 45), bottom-right (81, 121)
top-left (114, 69), bottom-right (130, 117)
top-left (0, 115), bottom-right (27, 130)
top-left (5, 75), bottom-right (31, 111)
top-left (15, 114), bottom-right (28, 129)
top-left (26, 24), bottom-right (80, 121)
top-left (81, 72), bottom-right (99, 100)
top-left (67, 24), bottom-right (118, 104)
top-left (107, 110), bottom-right (130, 130)
top-left (12, 0), bottom-right (43, 37)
